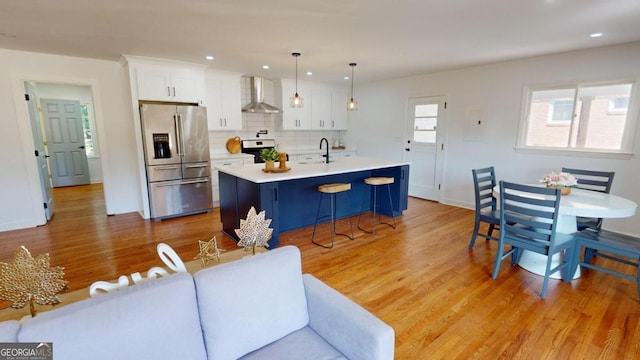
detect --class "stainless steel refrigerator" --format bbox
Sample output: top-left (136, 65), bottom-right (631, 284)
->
top-left (140, 103), bottom-right (212, 220)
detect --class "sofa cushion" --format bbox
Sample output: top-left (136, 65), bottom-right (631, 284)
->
top-left (18, 272), bottom-right (207, 360)
top-left (0, 320), bottom-right (20, 342)
top-left (194, 245), bottom-right (309, 360)
top-left (239, 326), bottom-right (346, 360)
top-left (303, 274), bottom-right (395, 360)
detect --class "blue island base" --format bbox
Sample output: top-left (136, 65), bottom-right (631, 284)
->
top-left (219, 165), bottom-right (409, 248)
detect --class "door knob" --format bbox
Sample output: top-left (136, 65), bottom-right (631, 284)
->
top-left (78, 145), bottom-right (86, 149)
top-left (405, 148), bottom-right (410, 152)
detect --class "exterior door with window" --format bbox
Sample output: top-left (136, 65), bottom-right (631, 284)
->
top-left (403, 96), bottom-right (446, 201)
top-left (41, 99), bottom-right (90, 187)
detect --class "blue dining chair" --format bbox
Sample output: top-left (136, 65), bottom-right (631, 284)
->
top-left (492, 181), bottom-right (575, 298)
top-left (561, 167), bottom-right (615, 231)
top-left (468, 167), bottom-right (500, 249)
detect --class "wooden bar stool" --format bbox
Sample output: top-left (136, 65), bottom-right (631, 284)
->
top-left (357, 177), bottom-right (396, 234)
top-left (311, 183), bottom-right (354, 248)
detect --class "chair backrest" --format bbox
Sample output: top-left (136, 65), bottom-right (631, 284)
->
top-left (472, 167), bottom-right (497, 213)
top-left (561, 167), bottom-right (615, 193)
top-left (499, 181), bottom-right (561, 253)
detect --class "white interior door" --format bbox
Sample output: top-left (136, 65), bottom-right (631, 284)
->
top-left (25, 82), bottom-right (54, 220)
top-left (41, 98), bottom-right (90, 187)
top-left (403, 96), bottom-right (446, 201)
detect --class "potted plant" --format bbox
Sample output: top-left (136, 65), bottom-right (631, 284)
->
top-left (260, 148), bottom-right (280, 170)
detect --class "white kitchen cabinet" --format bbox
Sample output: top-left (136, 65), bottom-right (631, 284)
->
top-left (311, 88), bottom-right (332, 129)
top-left (137, 65), bottom-right (205, 104)
top-left (329, 150), bottom-right (356, 161)
top-left (211, 156), bottom-right (254, 205)
top-left (290, 153), bottom-right (323, 163)
top-left (331, 90), bottom-right (349, 130)
top-left (205, 73), bottom-right (242, 130)
top-left (280, 79), bottom-right (311, 130)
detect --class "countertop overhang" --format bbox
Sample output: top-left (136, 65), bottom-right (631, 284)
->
top-left (215, 156), bottom-right (409, 183)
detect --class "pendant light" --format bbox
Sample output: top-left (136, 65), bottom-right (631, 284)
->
top-left (290, 52), bottom-right (304, 108)
top-left (347, 62), bottom-right (358, 111)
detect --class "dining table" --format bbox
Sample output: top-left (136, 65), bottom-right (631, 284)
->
top-left (493, 185), bottom-right (637, 279)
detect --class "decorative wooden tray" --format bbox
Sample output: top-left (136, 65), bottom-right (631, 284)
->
top-left (262, 167), bottom-right (291, 173)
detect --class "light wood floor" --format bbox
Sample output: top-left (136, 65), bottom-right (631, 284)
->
top-left (1, 183), bottom-right (639, 359)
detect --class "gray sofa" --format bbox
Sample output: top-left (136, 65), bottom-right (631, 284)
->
top-left (0, 246), bottom-right (394, 360)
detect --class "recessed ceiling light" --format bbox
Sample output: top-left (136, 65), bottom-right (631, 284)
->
top-left (262, 65), bottom-right (270, 70)
top-left (343, 76), bottom-right (350, 80)
top-left (590, 32), bottom-right (603, 38)
top-left (205, 55), bottom-right (214, 60)
top-left (306, 71), bottom-right (313, 76)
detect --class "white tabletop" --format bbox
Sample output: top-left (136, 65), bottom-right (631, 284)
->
top-left (493, 185), bottom-right (637, 220)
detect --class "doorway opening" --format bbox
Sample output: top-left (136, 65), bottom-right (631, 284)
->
top-left (24, 81), bottom-right (106, 223)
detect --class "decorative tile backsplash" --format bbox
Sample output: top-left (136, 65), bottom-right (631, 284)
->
top-left (208, 77), bottom-right (345, 154)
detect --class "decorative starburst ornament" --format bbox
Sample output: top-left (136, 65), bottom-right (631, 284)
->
top-left (0, 246), bottom-right (68, 317)
top-left (235, 207), bottom-right (273, 254)
top-left (194, 236), bottom-right (225, 266)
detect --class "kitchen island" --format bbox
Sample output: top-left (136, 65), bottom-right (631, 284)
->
top-left (217, 156), bottom-right (410, 247)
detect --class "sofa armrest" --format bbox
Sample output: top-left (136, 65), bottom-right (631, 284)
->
top-left (302, 274), bottom-right (394, 360)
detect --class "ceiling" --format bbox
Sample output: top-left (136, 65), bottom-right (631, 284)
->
top-left (1, 0), bottom-right (640, 84)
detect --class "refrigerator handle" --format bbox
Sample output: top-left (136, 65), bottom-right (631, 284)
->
top-left (174, 113), bottom-right (183, 157)
top-left (178, 113), bottom-right (185, 156)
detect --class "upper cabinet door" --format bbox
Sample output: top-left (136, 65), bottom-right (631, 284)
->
top-left (137, 65), bottom-right (204, 104)
top-left (205, 73), bottom-right (242, 130)
top-left (137, 67), bottom-right (172, 101)
top-left (311, 88), bottom-right (331, 129)
top-left (170, 68), bottom-right (201, 103)
top-left (220, 76), bottom-right (242, 129)
top-left (331, 89), bottom-right (349, 130)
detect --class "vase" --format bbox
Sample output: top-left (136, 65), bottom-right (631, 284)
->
top-left (547, 185), bottom-right (571, 196)
top-left (264, 160), bottom-right (275, 170)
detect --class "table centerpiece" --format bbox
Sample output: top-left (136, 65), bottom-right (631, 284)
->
top-left (539, 171), bottom-right (578, 195)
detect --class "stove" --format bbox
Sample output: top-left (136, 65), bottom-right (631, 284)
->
top-left (241, 139), bottom-right (276, 163)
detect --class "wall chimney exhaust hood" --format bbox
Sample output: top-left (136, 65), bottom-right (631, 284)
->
top-left (241, 77), bottom-right (282, 114)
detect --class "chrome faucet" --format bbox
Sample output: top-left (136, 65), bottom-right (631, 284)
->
top-left (320, 137), bottom-right (329, 163)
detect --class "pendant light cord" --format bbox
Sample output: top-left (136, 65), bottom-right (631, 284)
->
top-left (292, 52), bottom-right (301, 95)
top-left (350, 65), bottom-right (354, 99)
top-left (349, 62), bottom-right (357, 100)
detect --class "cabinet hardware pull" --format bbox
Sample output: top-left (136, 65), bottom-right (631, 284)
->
top-left (155, 179), bottom-right (209, 187)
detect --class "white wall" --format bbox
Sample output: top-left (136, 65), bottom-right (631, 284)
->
top-left (345, 41), bottom-right (640, 236)
top-left (35, 83), bottom-right (103, 184)
top-left (0, 48), bottom-right (139, 231)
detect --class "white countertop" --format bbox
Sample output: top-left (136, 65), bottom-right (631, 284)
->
top-left (282, 148), bottom-right (356, 156)
top-left (216, 156), bottom-right (409, 183)
top-left (210, 153), bottom-right (254, 161)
